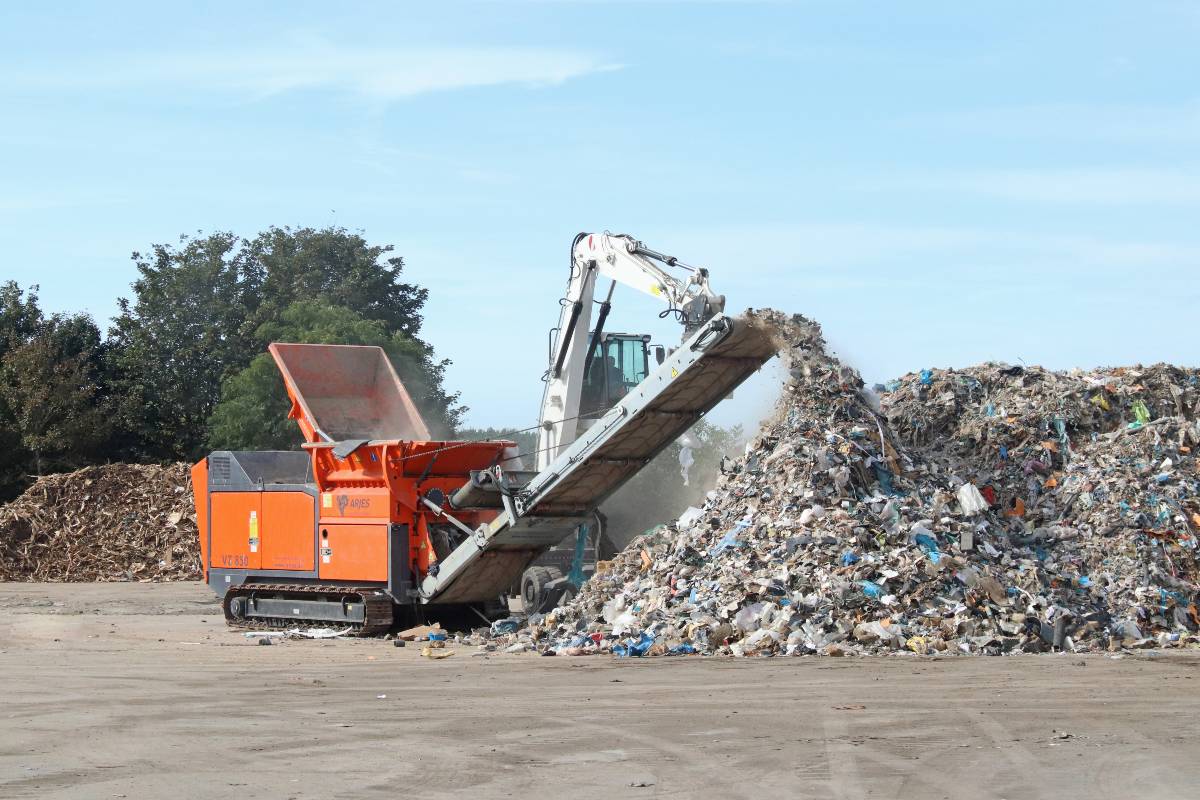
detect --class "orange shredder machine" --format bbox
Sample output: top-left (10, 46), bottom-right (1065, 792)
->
top-left (191, 342), bottom-right (520, 632)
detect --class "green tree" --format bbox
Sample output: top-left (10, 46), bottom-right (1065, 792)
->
top-left (0, 314), bottom-right (111, 474)
top-left (0, 281), bottom-right (43, 345)
top-left (208, 301), bottom-right (463, 450)
top-left (109, 226), bottom-right (452, 461)
top-left (243, 226), bottom-right (428, 339)
top-left (0, 283), bottom-right (111, 493)
top-left (107, 232), bottom-right (252, 461)
top-left (0, 281), bottom-right (43, 498)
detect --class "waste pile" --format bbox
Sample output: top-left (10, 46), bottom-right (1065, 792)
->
top-left (0, 464), bottom-right (200, 581)
top-left (882, 362), bottom-right (1199, 558)
top-left (490, 311), bottom-right (1200, 657)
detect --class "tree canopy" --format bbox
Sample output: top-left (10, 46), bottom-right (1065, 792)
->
top-left (0, 283), bottom-right (111, 494)
top-left (106, 232), bottom-right (251, 461)
top-left (0, 226), bottom-right (462, 500)
top-left (107, 226), bottom-right (456, 461)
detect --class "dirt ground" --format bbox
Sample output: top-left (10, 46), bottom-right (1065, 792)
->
top-left (1, 583), bottom-right (1198, 799)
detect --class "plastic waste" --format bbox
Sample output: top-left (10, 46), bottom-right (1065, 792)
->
top-left (956, 483), bottom-right (989, 516)
top-left (859, 581), bottom-right (884, 599)
top-left (1129, 400), bottom-right (1151, 429)
top-left (489, 618), bottom-right (523, 633)
top-left (613, 631), bottom-right (655, 657)
top-left (734, 602), bottom-right (767, 631)
top-left (709, 529), bottom-right (743, 555)
top-left (913, 532), bottom-right (941, 563)
top-left (799, 504), bottom-right (826, 525)
top-left (612, 611), bottom-right (638, 637)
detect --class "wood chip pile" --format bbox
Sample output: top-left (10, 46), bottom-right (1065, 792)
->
top-left (0, 464), bottom-right (201, 582)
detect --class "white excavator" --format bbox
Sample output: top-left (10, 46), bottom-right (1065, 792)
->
top-left (517, 232), bottom-right (728, 611)
top-left (536, 231), bottom-right (726, 469)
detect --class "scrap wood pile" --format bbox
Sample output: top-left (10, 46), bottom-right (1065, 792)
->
top-left (490, 309), bottom-right (1200, 658)
top-left (0, 464), bottom-right (200, 581)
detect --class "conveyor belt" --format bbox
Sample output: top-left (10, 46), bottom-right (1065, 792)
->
top-left (419, 311), bottom-right (779, 604)
top-left (518, 312), bottom-right (779, 516)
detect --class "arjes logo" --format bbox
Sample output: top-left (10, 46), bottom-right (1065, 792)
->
top-left (336, 494), bottom-right (371, 515)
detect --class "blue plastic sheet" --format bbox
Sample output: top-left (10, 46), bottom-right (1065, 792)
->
top-left (914, 532), bottom-right (942, 564)
top-left (709, 521), bottom-right (751, 556)
top-left (859, 580), bottom-right (884, 599)
top-left (613, 632), bottom-right (656, 657)
top-left (709, 530), bottom-right (742, 556)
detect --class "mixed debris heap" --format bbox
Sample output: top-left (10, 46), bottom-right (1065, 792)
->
top-left (502, 311), bottom-right (1200, 657)
top-left (0, 464), bottom-right (200, 582)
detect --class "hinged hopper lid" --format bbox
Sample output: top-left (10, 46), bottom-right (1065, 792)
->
top-left (269, 343), bottom-right (431, 443)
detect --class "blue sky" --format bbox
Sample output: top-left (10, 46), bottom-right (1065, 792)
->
top-left (2, 2), bottom-right (1197, 431)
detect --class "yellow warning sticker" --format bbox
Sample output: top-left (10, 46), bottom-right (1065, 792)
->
top-left (322, 493), bottom-right (333, 508)
top-left (670, 368), bottom-right (679, 378)
top-left (248, 510), bottom-right (259, 553)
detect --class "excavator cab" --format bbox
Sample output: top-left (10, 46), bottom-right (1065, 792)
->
top-left (579, 333), bottom-right (666, 417)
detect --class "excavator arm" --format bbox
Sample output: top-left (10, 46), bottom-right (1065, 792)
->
top-left (536, 232), bottom-right (727, 470)
top-left (576, 232), bottom-right (723, 318)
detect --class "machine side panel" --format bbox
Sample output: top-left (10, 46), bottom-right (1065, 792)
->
top-left (317, 488), bottom-right (390, 521)
top-left (261, 492), bottom-right (317, 571)
top-left (191, 459), bottom-right (210, 579)
top-left (318, 523), bottom-right (389, 582)
top-left (209, 492), bottom-right (263, 571)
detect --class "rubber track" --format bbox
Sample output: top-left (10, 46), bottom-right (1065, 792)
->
top-left (223, 583), bottom-right (394, 636)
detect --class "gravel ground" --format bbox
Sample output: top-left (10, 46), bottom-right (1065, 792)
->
top-left (1, 582), bottom-right (1198, 799)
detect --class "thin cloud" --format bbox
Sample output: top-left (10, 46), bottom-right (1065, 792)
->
top-left (3, 41), bottom-right (621, 101)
